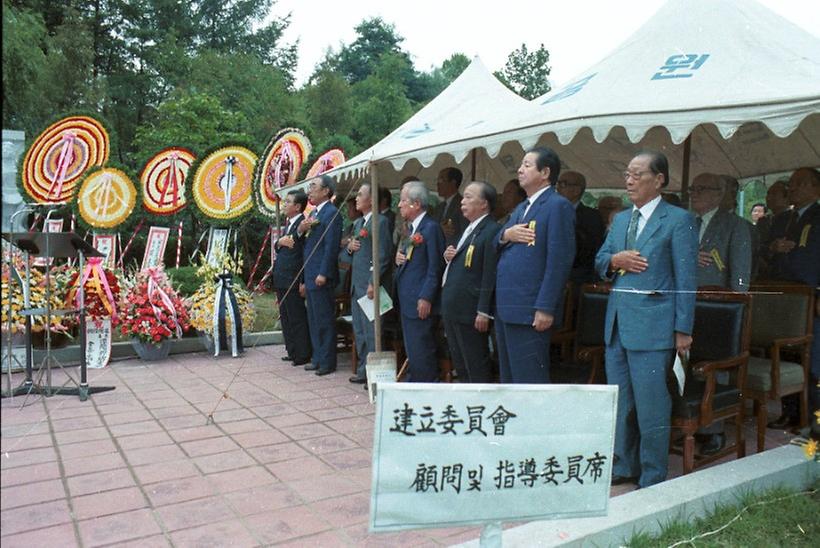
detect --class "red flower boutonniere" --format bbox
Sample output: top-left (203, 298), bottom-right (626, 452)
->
top-left (405, 233), bottom-right (424, 261)
top-left (358, 227), bottom-right (369, 239)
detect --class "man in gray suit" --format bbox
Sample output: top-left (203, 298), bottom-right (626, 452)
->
top-left (433, 167), bottom-right (468, 247)
top-left (441, 182), bottom-right (501, 383)
top-left (346, 183), bottom-right (393, 384)
top-left (690, 172), bottom-right (753, 455)
top-left (595, 150), bottom-right (697, 488)
top-left (692, 173), bottom-right (753, 292)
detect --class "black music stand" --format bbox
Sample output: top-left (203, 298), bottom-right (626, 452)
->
top-left (2, 231), bottom-right (116, 401)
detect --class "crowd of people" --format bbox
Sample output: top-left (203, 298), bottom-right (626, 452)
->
top-left (271, 149), bottom-right (819, 489)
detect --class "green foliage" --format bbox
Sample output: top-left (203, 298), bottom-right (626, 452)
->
top-left (166, 266), bottom-right (200, 297)
top-left (303, 69), bottom-right (353, 142)
top-left (133, 92), bottom-right (251, 165)
top-left (496, 43), bottom-right (552, 100)
top-left (627, 483), bottom-right (820, 547)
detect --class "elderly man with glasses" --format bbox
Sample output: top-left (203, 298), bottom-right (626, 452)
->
top-left (595, 150), bottom-right (698, 489)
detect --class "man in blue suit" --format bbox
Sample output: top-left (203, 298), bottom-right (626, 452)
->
top-left (595, 150), bottom-right (697, 489)
top-left (495, 147), bottom-right (575, 384)
top-left (298, 175), bottom-right (343, 376)
top-left (441, 181), bottom-right (501, 383)
top-left (346, 182), bottom-right (392, 384)
top-left (394, 180), bottom-right (445, 382)
top-left (273, 189), bottom-right (311, 366)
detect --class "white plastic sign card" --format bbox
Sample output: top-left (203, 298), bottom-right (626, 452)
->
top-left (141, 226), bottom-right (170, 270)
top-left (370, 383), bottom-right (617, 532)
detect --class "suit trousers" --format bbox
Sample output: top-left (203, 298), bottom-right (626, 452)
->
top-left (496, 321), bottom-right (552, 383)
top-left (351, 286), bottom-right (376, 378)
top-left (276, 287), bottom-right (311, 363)
top-left (443, 318), bottom-right (492, 383)
top-left (605, 323), bottom-right (673, 488)
top-left (306, 286), bottom-right (337, 372)
top-left (400, 315), bottom-right (439, 382)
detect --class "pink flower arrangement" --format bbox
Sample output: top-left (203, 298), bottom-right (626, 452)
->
top-left (118, 267), bottom-right (190, 344)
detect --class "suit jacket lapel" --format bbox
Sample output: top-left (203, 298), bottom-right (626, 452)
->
top-left (453, 216), bottom-right (489, 260)
top-left (522, 186), bottom-right (553, 222)
top-left (636, 201), bottom-right (668, 252)
top-left (289, 214), bottom-right (303, 237)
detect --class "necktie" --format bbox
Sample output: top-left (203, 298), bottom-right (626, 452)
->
top-left (518, 199), bottom-right (531, 223)
top-left (626, 209), bottom-right (641, 249)
top-left (695, 216), bottom-right (704, 243)
top-left (455, 224), bottom-right (474, 251)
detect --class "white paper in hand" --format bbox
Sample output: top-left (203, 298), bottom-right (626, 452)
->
top-left (673, 351), bottom-right (687, 396)
top-left (357, 286), bottom-right (394, 322)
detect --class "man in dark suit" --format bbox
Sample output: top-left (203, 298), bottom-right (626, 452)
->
top-left (441, 181), bottom-right (500, 383)
top-left (394, 180), bottom-right (445, 382)
top-left (595, 150), bottom-right (697, 489)
top-left (765, 167), bottom-right (820, 429)
top-left (433, 167), bottom-right (468, 247)
top-left (690, 172), bottom-right (752, 455)
top-left (273, 189), bottom-right (312, 366)
top-left (558, 171), bottom-right (605, 286)
top-left (298, 175), bottom-right (343, 376)
top-left (378, 187), bottom-right (396, 246)
top-left (495, 147), bottom-right (576, 384)
top-left (347, 183), bottom-right (392, 384)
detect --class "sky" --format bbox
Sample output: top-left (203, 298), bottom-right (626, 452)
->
top-left (271, 0), bottom-right (820, 89)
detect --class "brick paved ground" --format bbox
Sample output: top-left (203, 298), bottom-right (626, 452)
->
top-left (0, 345), bottom-right (792, 547)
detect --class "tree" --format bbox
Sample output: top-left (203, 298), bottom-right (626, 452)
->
top-left (350, 53), bottom-right (413, 148)
top-left (334, 17), bottom-right (409, 85)
top-left (495, 43), bottom-right (551, 100)
top-left (303, 69), bottom-right (353, 142)
top-left (132, 92), bottom-right (252, 163)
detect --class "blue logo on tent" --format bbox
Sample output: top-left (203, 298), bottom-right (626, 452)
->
top-left (541, 74), bottom-right (597, 104)
top-left (652, 54), bottom-right (710, 80)
top-left (402, 123), bottom-right (434, 139)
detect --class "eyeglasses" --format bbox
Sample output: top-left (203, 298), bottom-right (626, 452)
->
top-left (690, 186), bottom-right (721, 193)
top-left (623, 171), bottom-right (651, 180)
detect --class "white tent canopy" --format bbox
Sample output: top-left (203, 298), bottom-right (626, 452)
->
top-left (314, 57), bottom-right (532, 189)
top-left (310, 0), bottom-right (819, 193)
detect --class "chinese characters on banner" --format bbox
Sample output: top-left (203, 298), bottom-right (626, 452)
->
top-left (370, 384), bottom-right (617, 532)
top-left (141, 226), bottom-right (170, 271)
top-left (85, 317), bottom-right (112, 369)
top-left (92, 234), bottom-right (117, 269)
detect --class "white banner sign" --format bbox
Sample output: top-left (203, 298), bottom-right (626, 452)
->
top-left (141, 226), bottom-right (170, 271)
top-left (206, 228), bottom-right (230, 266)
top-left (85, 317), bottom-right (112, 369)
top-left (370, 384), bottom-right (617, 532)
top-left (92, 233), bottom-right (117, 269)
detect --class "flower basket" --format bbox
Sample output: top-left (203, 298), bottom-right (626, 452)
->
top-left (2, 254), bottom-right (76, 336)
top-left (118, 267), bottom-right (190, 357)
top-left (187, 252), bottom-right (255, 336)
top-left (66, 258), bottom-right (120, 322)
top-left (130, 338), bottom-right (171, 361)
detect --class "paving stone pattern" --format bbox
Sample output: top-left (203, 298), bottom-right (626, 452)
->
top-left (0, 346), bottom-right (791, 547)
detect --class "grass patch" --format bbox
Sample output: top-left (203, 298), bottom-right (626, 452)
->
top-left (627, 481), bottom-right (819, 547)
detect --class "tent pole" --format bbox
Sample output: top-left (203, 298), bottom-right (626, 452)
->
top-left (370, 163), bottom-right (382, 353)
top-left (681, 135), bottom-right (692, 207)
top-left (470, 149), bottom-right (477, 180)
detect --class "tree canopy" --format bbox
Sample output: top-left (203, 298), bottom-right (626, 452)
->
top-left (3, 1), bottom-right (550, 170)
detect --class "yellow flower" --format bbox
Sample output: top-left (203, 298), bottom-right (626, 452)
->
top-left (803, 439), bottom-right (818, 460)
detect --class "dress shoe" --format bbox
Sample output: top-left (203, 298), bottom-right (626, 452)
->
top-left (315, 368), bottom-right (336, 376)
top-left (349, 375), bottom-right (366, 384)
top-left (699, 433), bottom-right (726, 456)
top-left (304, 363), bottom-right (319, 371)
top-left (292, 358), bottom-right (310, 366)
top-left (767, 414), bottom-right (799, 430)
top-left (610, 475), bottom-right (637, 486)
top-left (282, 355), bottom-right (294, 362)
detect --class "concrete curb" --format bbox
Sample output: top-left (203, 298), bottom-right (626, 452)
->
top-left (453, 445), bottom-right (818, 547)
top-left (4, 331), bottom-right (284, 370)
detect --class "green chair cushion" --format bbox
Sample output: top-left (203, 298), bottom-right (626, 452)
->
top-left (745, 356), bottom-right (805, 392)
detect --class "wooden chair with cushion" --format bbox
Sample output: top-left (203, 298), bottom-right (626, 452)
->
top-left (551, 283), bottom-right (610, 384)
top-left (671, 291), bottom-right (751, 475)
top-left (334, 261), bottom-right (355, 367)
top-left (745, 282), bottom-right (814, 450)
